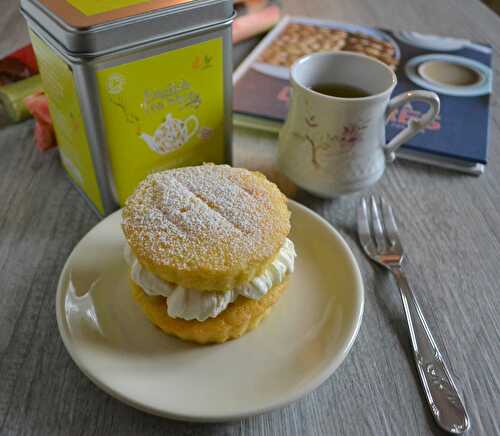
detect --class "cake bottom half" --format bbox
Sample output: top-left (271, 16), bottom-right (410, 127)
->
top-left (130, 276), bottom-right (289, 344)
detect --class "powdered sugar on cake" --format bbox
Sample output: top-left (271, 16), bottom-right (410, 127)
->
top-left (121, 164), bottom-right (290, 273)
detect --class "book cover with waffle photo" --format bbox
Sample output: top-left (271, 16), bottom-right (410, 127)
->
top-left (233, 16), bottom-right (493, 175)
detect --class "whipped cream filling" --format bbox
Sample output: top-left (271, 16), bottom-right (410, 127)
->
top-left (124, 238), bottom-right (296, 322)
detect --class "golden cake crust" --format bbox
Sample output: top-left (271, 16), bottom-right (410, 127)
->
top-left (122, 164), bottom-right (291, 291)
top-left (131, 276), bottom-right (289, 344)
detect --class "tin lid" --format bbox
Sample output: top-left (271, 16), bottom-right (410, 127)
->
top-left (20, 0), bottom-right (233, 56)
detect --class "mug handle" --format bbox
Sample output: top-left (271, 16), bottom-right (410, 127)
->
top-left (384, 90), bottom-right (440, 162)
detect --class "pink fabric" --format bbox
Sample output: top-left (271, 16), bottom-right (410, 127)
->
top-left (232, 5), bottom-right (280, 44)
top-left (24, 92), bottom-right (57, 151)
top-left (0, 45), bottom-right (37, 85)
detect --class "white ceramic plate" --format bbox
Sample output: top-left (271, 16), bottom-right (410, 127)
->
top-left (405, 54), bottom-right (492, 97)
top-left (56, 200), bottom-right (364, 422)
top-left (395, 31), bottom-right (469, 51)
top-left (394, 31), bottom-right (491, 54)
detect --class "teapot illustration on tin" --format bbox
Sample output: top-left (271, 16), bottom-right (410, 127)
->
top-left (140, 113), bottom-right (199, 155)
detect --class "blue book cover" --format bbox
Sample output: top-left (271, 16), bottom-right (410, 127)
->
top-left (233, 16), bottom-right (493, 173)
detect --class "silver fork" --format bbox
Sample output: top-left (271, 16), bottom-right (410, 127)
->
top-left (357, 196), bottom-right (470, 434)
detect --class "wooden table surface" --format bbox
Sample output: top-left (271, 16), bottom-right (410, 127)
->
top-left (1, 1), bottom-right (499, 435)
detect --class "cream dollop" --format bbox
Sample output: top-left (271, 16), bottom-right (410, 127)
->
top-left (235, 238), bottom-right (295, 299)
top-left (124, 239), bottom-right (296, 322)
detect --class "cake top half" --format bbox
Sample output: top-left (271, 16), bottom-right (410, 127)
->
top-left (122, 164), bottom-right (291, 291)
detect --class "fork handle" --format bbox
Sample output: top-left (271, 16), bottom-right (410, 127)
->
top-left (391, 267), bottom-right (470, 434)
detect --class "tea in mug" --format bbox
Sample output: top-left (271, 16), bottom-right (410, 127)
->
top-left (311, 82), bottom-right (370, 98)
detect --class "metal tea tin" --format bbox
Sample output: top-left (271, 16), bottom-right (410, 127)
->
top-left (21, 0), bottom-right (234, 216)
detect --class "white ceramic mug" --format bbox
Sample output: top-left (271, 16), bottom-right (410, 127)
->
top-left (278, 52), bottom-right (440, 197)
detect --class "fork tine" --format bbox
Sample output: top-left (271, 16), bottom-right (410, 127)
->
top-left (370, 195), bottom-right (386, 251)
top-left (381, 197), bottom-right (402, 250)
top-left (357, 197), bottom-right (375, 254)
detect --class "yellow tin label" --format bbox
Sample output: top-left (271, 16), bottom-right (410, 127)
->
top-left (31, 32), bottom-right (105, 214)
top-left (66, 0), bottom-right (151, 16)
top-left (97, 37), bottom-right (225, 205)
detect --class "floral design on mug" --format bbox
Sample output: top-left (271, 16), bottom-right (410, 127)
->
top-left (304, 97), bottom-right (318, 127)
top-left (302, 134), bottom-right (323, 168)
top-left (294, 119), bottom-right (369, 169)
top-left (332, 122), bottom-right (368, 151)
top-left (305, 114), bottom-right (319, 128)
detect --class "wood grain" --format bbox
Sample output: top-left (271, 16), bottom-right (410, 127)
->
top-left (1, 1), bottom-right (499, 435)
